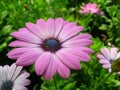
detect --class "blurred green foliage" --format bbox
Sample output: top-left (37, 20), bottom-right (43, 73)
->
top-left (1, 0), bottom-right (120, 90)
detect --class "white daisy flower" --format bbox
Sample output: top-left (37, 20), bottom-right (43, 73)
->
top-left (0, 63), bottom-right (30, 90)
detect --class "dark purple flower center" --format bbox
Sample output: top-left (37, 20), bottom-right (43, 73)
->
top-left (1, 80), bottom-right (13, 90)
top-left (41, 38), bottom-right (61, 52)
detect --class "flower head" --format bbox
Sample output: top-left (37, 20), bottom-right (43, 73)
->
top-left (0, 63), bottom-right (30, 90)
top-left (79, 3), bottom-right (104, 15)
top-left (7, 18), bottom-right (93, 80)
top-left (97, 47), bottom-right (120, 73)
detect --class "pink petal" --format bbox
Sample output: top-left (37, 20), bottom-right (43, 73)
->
top-left (65, 46), bottom-right (94, 54)
top-left (116, 52), bottom-right (120, 59)
top-left (16, 48), bottom-right (43, 66)
top-left (11, 28), bottom-right (41, 44)
top-left (67, 34), bottom-right (92, 41)
top-left (62, 39), bottom-right (93, 47)
top-left (37, 18), bottom-right (54, 38)
top-left (101, 48), bottom-right (111, 60)
top-left (58, 23), bottom-right (84, 42)
top-left (110, 47), bottom-right (118, 60)
top-left (36, 19), bottom-right (50, 39)
top-left (35, 52), bottom-right (51, 75)
top-left (26, 22), bottom-right (46, 40)
top-left (37, 18), bottom-right (45, 25)
top-left (7, 48), bottom-right (30, 59)
top-left (9, 40), bottom-right (39, 47)
top-left (97, 54), bottom-right (106, 60)
top-left (59, 48), bottom-right (90, 62)
top-left (54, 18), bottom-right (64, 37)
top-left (76, 47), bottom-right (94, 54)
top-left (102, 64), bottom-right (111, 69)
top-left (57, 59), bottom-right (70, 78)
top-left (56, 49), bottom-right (81, 70)
top-left (75, 51), bottom-right (90, 62)
top-left (99, 59), bottom-right (110, 64)
top-left (45, 18), bottom-right (55, 37)
top-left (63, 21), bottom-right (69, 25)
top-left (43, 53), bottom-right (58, 80)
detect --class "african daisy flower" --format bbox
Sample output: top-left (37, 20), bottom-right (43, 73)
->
top-left (97, 47), bottom-right (120, 73)
top-left (79, 3), bottom-right (104, 15)
top-left (7, 18), bottom-right (93, 80)
top-left (0, 63), bottom-right (30, 90)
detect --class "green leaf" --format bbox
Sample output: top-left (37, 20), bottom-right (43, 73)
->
top-left (1, 25), bottom-right (12, 36)
top-left (0, 42), bottom-right (7, 52)
top-left (90, 37), bottom-right (104, 52)
top-left (1, 10), bottom-right (8, 20)
top-left (106, 73), bottom-right (120, 87)
top-left (63, 81), bottom-right (76, 90)
top-left (106, 5), bottom-right (117, 17)
top-left (33, 84), bottom-right (39, 90)
top-left (99, 24), bottom-right (108, 30)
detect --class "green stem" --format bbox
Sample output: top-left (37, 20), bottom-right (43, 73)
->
top-left (53, 76), bottom-right (58, 90)
top-left (93, 72), bottom-right (114, 90)
top-left (103, 72), bottom-right (113, 83)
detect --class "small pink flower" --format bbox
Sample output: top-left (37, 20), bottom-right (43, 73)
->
top-left (0, 63), bottom-right (30, 90)
top-left (7, 18), bottom-right (93, 80)
top-left (97, 47), bottom-right (120, 73)
top-left (79, 3), bottom-right (104, 15)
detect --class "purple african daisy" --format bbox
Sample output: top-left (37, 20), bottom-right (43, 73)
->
top-left (7, 18), bottom-right (93, 80)
top-left (97, 47), bottom-right (120, 73)
top-left (0, 63), bottom-right (30, 90)
top-left (79, 3), bottom-right (104, 15)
